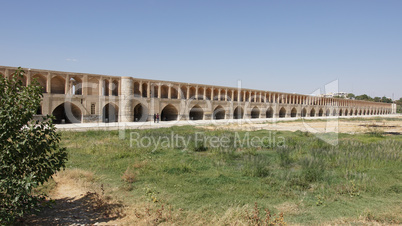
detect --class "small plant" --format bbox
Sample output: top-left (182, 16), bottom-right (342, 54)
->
top-left (193, 142), bottom-right (208, 152)
top-left (244, 202), bottom-right (286, 225)
top-left (348, 180), bottom-right (360, 197)
top-left (316, 195), bottom-right (324, 206)
top-left (121, 167), bottom-right (137, 183)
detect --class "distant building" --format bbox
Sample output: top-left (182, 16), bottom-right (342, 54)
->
top-left (320, 92), bottom-right (349, 99)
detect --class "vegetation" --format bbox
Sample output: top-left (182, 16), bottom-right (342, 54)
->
top-left (54, 124), bottom-right (402, 224)
top-left (349, 93), bottom-right (393, 103)
top-left (396, 98), bottom-right (402, 113)
top-left (0, 68), bottom-right (67, 224)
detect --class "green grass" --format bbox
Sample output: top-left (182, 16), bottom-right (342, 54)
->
top-left (58, 125), bottom-right (402, 224)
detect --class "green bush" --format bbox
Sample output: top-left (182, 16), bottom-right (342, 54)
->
top-left (0, 68), bottom-right (67, 223)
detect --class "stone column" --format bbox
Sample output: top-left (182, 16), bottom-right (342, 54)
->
top-left (65, 74), bottom-right (70, 94)
top-left (178, 85), bottom-right (181, 99)
top-left (147, 82), bottom-right (150, 98)
top-left (83, 75), bottom-right (88, 95)
top-left (158, 83), bottom-right (161, 98)
top-left (168, 84), bottom-right (171, 99)
top-left (47, 72), bottom-right (51, 93)
top-left (120, 77), bottom-right (134, 122)
top-left (186, 86), bottom-right (190, 99)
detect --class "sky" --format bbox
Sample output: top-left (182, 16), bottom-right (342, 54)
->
top-left (1, 0), bottom-right (401, 100)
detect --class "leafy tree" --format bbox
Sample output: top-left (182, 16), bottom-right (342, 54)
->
top-left (381, 96), bottom-right (392, 103)
top-left (346, 93), bottom-right (355, 99)
top-left (355, 94), bottom-right (373, 101)
top-left (0, 68), bottom-right (67, 223)
top-left (373, 97), bottom-right (381, 102)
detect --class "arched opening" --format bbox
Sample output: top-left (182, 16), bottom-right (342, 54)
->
top-left (52, 102), bottom-right (81, 124)
top-left (206, 88), bottom-right (212, 100)
top-left (134, 82), bottom-right (141, 97)
top-left (171, 87), bottom-right (178, 99)
top-left (245, 92), bottom-right (250, 102)
top-left (189, 105), bottom-right (204, 120)
top-left (180, 86), bottom-right (187, 99)
top-left (234, 106), bottom-right (244, 119)
top-left (161, 104), bottom-right (178, 121)
top-left (87, 77), bottom-right (99, 95)
top-left (36, 105), bottom-right (42, 115)
top-left (161, 85), bottom-right (169, 98)
top-left (213, 106), bottom-right (225, 120)
top-left (301, 108), bottom-right (307, 117)
top-left (339, 109), bottom-right (343, 116)
top-left (332, 109), bottom-right (337, 116)
top-left (32, 74), bottom-right (47, 93)
top-left (112, 80), bottom-right (119, 96)
top-left (142, 83), bottom-right (148, 97)
top-left (134, 104), bottom-right (148, 122)
top-left (213, 89), bottom-right (219, 101)
top-left (279, 107), bottom-right (286, 118)
top-left (103, 80), bottom-right (109, 96)
top-left (345, 109), bottom-right (348, 116)
top-left (310, 109), bottom-right (315, 117)
top-left (354, 109), bottom-right (358, 115)
top-left (189, 87), bottom-right (196, 99)
top-left (102, 103), bottom-right (119, 123)
top-left (266, 107), bottom-right (273, 118)
top-left (251, 107), bottom-right (260, 118)
top-left (326, 109), bottom-right (330, 116)
top-left (51, 76), bottom-right (65, 94)
top-left (226, 90), bottom-right (232, 101)
top-left (290, 108), bottom-right (297, 117)
top-left (70, 77), bottom-right (82, 95)
top-left (152, 85), bottom-right (159, 98)
top-left (233, 91), bottom-right (238, 102)
top-left (251, 92), bottom-right (256, 102)
top-left (318, 108), bottom-right (323, 117)
top-left (198, 87), bottom-right (204, 100)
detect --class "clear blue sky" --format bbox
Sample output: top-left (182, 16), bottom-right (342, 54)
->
top-left (1, 0), bottom-right (401, 99)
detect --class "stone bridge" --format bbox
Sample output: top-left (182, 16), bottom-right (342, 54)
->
top-left (0, 66), bottom-right (396, 124)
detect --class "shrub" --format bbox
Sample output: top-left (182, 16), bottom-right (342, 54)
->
top-left (0, 68), bottom-right (67, 223)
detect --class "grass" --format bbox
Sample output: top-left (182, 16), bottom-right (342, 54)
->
top-left (54, 124), bottom-right (402, 224)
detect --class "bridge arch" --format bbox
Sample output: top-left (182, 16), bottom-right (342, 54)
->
top-left (266, 107), bottom-right (274, 118)
top-left (133, 103), bottom-right (148, 122)
top-left (290, 107), bottom-right (297, 117)
top-left (234, 106), bottom-right (244, 119)
top-left (189, 105), bottom-right (204, 120)
top-left (52, 102), bottom-right (82, 124)
top-left (103, 103), bottom-right (119, 122)
top-left (213, 105), bottom-right (225, 120)
top-left (251, 106), bottom-right (260, 118)
top-left (310, 108), bottom-right (315, 117)
top-left (279, 107), bottom-right (286, 118)
top-left (161, 104), bottom-right (178, 121)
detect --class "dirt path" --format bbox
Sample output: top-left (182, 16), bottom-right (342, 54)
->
top-left (201, 117), bottom-right (402, 135)
top-left (23, 174), bottom-right (124, 225)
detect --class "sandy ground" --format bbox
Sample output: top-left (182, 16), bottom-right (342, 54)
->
top-left (22, 173), bottom-right (124, 225)
top-left (201, 116), bottom-right (402, 135)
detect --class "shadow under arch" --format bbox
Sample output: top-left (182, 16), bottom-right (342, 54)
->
top-left (233, 106), bottom-right (244, 119)
top-left (133, 103), bottom-right (148, 122)
top-left (161, 104), bottom-right (178, 121)
top-left (213, 105), bottom-right (225, 120)
top-left (52, 102), bottom-right (82, 124)
top-left (103, 103), bottom-right (119, 123)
